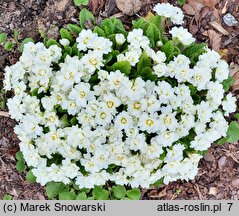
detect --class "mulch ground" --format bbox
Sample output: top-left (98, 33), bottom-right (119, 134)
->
top-left (0, 0), bottom-right (239, 200)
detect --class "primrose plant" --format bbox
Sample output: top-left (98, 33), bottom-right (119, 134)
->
top-left (3, 3), bottom-right (238, 200)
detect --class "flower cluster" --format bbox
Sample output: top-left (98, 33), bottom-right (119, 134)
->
top-left (4, 3), bottom-right (237, 189)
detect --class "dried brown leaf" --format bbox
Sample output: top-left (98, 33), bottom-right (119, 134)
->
top-left (116, 0), bottom-right (142, 16)
top-left (183, 4), bottom-right (196, 15)
top-left (209, 21), bottom-right (230, 35)
top-left (196, 0), bottom-right (218, 8)
top-left (208, 29), bottom-right (222, 51)
top-left (187, 0), bottom-right (204, 12)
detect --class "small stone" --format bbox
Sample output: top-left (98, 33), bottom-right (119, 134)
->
top-left (218, 156), bottom-right (227, 169)
top-left (232, 179), bottom-right (239, 188)
top-left (204, 153), bottom-right (215, 162)
top-left (223, 13), bottom-right (239, 27)
top-left (116, 0), bottom-right (142, 16)
top-left (209, 187), bottom-right (218, 196)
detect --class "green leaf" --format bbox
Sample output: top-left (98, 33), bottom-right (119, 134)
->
top-left (16, 151), bottom-right (24, 161)
top-left (67, 24), bottom-right (82, 35)
top-left (112, 185), bottom-right (126, 199)
top-left (100, 19), bottom-right (114, 36)
top-left (79, 8), bottom-right (95, 29)
top-left (26, 170), bottom-right (36, 183)
top-left (141, 67), bottom-right (157, 81)
top-left (70, 116), bottom-right (78, 125)
top-left (60, 114), bottom-right (70, 127)
top-left (3, 195), bottom-right (13, 200)
top-left (46, 39), bottom-right (60, 48)
top-left (145, 13), bottom-right (161, 27)
top-left (93, 26), bottom-right (106, 37)
top-left (112, 61), bottom-right (131, 75)
top-left (146, 23), bottom-right (159, 46)
top-left (161, 41), bottom-right (174, 58)
top-left (59, 192), bottom-right (77, 200)
top-left (64, 46), bottom-right (73, 56)
top-left (16, 160), bottom-right (26, 172)
top-left (137, 53), bottom-right (152, 73)
top-left (4, 41), bottom-right (14, 51)
top-left (126, 188), bottom-right (141, 200)
top-left (113, 18), bottom-right (126, 35)
top-left (235, 113), bottom-right (239, 119)
top-left (121, 197), bottom-right (130, 200)
top-left (13, 29), bottom-right (19, 41)
top-left (60, 28), bottom-right (74, 44)
top-left (74, 0), bottom-right (89, 6)
top-left (152, 178), bottom-right (164, 187)
top-left (87, 197), bottom-right (95, 200)
top-left (222, 76), bottom-right (234, 92)
top-left (132, 18), bottom-right (146, 30)
top-left (226, 121), bottom-right (239, 143)
top-left (216, 137), bottom-right (228, 145)
top-left (0, 33), bottom-right (7, 43)
top-left (188, 84), bottom-right (197, 95)
top-left (46, 182), bottom-right (67, 199)
top-left (76, 192), bottom-right (87, 200)
top-left (19, 38), bottom-right (34, 53)
top-left (177, 0), bottom-right (186, 5)
top-left (92, 186), bottom-right (109, 200)
top-left (183, 43), bottom-right (207, 58)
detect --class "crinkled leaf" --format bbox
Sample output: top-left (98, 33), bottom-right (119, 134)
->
top-left (74, 0), bottom-right (89, 6)
top-left (112, 185), bottom-right (126, 199)
top-left (16, 151), bottom-right (24, 161)
top-left (4, 41), bottom-right (14, 51)
top-left (146, 23), bottom-right (160, 47)
top-left (59, 192), bottom-right (77, 200)
top-left (92, 186), bottom-right (109, 200)
top-left (112, 61), bottom-right (131, 75)
top-left (226, 121), bottom-right (239, 143)
top-left (79, 8), bottom-right (95, 29)
top-left (67, 24), bottom-right (82, 35)
top-left (101, 19), bottom-right (114, 36)
top-left (137, 53), bottom-right (152, 73)
top-left (161, 41), bottom-right (174, 58)
top-left (141, 67), bottom-right (157, 81)
top-left (93, 26), bottom-right (106, 37)
top-left (152, 178), bottom-right (164, 187)
top-left (222, 76), bottom-right (234, 92)
top-left (0, 33), bottom-right (7, 43)
top-left (60, 28), bottom-right (74, 44)
top-left (46, 182), bottom-right (67, 199)
top-left (16, 160), bottom-right (26, 172)
top-left (177, 0), bottom-right (186, 5)
top-left (126, 188), bottom-right (141, 200)
top-left (76, 192), bottom-right (87, 200)
top-left (132, 18), bottom-right (146, 30)
top-left (46, 39), bottom-right (60, 48)
top-left (183, 43), bottom-right (207, 58)
top-left (64, 46), bottom-right (73, 56)
top-left (3, 195), bottom-right (13, 200)
top-left (216, 137), bottom-right (228, 145)
top-left (26, 170), bottom-right (37, 183)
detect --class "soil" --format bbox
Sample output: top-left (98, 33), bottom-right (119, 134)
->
top-left (0, 0), bottom-right (239, 200)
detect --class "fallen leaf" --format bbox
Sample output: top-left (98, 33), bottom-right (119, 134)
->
top-left (187, 0), bottom-right (204, 12)
top-left (196, 0), bottom-right (218, 8)
top-left (208, 29), bottom-right (222, 51)
top-left (116, 0), bottom-right (142, 16)
top-left (183, 4), bottom-right (196, 15)
top-left (89, 0), bottom-right (105, 15)
top-left (209, 21), bottom-right (230, 35)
